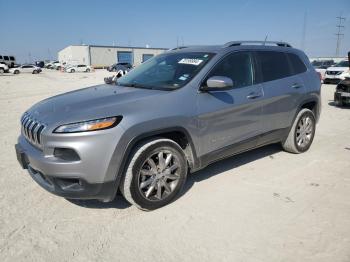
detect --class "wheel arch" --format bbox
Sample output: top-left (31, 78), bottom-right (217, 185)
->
top-left (106, 127), bottom-right (199, 201)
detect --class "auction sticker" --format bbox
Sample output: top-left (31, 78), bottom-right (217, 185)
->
top-left (178, 58), bottom-right (203, 66)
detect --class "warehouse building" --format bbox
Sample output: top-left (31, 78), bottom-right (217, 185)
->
top-left (58, 45), bottom-right (168, 68)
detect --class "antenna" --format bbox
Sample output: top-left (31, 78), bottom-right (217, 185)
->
top-left (335, 16), bottom-right (345, 57)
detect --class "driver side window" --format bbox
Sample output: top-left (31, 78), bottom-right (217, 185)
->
top-left (207, 51), bottom-right (253, 88)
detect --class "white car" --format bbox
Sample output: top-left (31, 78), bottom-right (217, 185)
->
top-left (0, 63), bottom-right (9, 74)
top-left (10, 65), bottom-right (41, 74)
top-left (324, 60), bottom-right (350, 84)
top-left (65, 64), bottom-right (91, 73)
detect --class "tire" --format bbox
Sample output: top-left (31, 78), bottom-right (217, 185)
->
top-left (120, 138), bottom-right (188, 210)
top-left (14, 70), bottom-right (20, 74)
top-left (282, 108), bottom-right (316, 154)
top-left (86, 68), bottom-right (90, 72)
top-left (32, 70), bottom-right (37, 74)
top-left (0, 68), bottom-right (4, 74)
top-left (70, 69), bottom-right (75, 73)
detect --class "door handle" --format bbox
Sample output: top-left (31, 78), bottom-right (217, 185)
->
top-left (246, 92), bottom-right (261, 99)
top-left (291, 83), bottom-right (302, 89)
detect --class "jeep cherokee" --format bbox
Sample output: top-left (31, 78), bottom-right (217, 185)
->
top-left (15, 41), bottom-right (321, 210)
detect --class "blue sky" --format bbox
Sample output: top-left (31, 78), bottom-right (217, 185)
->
top-left (1, 0), bottom-right (349, 63)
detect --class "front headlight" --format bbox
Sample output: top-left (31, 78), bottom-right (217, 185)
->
top-left (54, 116), bottom-right (122, 133)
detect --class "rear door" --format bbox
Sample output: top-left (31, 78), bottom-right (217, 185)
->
top-left (196, 51), bottom-right (264, 158)
top-left (254, 50), bottom-right (306, 135)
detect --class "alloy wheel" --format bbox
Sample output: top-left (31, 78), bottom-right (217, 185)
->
top-left (296, 115), bottom-right (314, 148)
top-left (137, 150), bottom-right (180, 201)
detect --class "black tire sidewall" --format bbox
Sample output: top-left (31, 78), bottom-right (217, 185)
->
top-left (129, 141), bottom-right (187, 210)
top-left (293, 110), bottom-right (316, 153)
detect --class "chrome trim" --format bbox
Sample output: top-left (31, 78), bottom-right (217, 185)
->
top-left (20, 113), bottom-right (46, 149)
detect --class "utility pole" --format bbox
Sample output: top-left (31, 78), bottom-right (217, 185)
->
top-left (335, 16), bottom-right (345, 57)
top-left (301, 12), bottom-right (307, 51)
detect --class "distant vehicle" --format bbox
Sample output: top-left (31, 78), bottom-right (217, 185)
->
top-left (324, 60), bottom-right (350, 84)
top-left (107, 62), bottom-right (132, 72)
top-left (65, 64), bottom-right (91, 73)
top-left (311, 60), bottom-right (335, 81)
top-left (35, 61), bottom-right (45, 68)
top-left (104, 69), bottom-right (129, 84)
top-left (9, 64), bottom-right (41, 74)
top-left (45, 61), bottom-right (61, 69)
top-left (0, 62), bottom-right (9, 74)
top-left (334, 78), bottom-right (350, 106)
top-left (0, 55), bottom-right (16, 68)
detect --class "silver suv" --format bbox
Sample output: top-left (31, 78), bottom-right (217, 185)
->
top-left (15, 41), bottom-right (321, 210)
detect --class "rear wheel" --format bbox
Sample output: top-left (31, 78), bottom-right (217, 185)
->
top-left (86, 68), bottom-right (90, 72)
top-left (32, 70), bottom-right (37, 74)
top-left (120, 138), bottom-right (188, 210)
top-left (70, 69), bottom-right (75, 73)
top-left (282, 108), bottom-right (316, 154)
top-left (0, 68), bottom-right (4, 74)
top-left (14, 70), bottom-right (20, 74)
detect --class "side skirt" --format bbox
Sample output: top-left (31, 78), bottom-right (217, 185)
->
top-left (198, 128), bottom-right (289, 170)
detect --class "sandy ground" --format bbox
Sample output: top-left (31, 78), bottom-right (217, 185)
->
top-left (0, 70), bottom-right (349, 262)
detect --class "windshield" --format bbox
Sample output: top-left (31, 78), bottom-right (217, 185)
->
top-left (334, 61), bottom-right (349, 67)
top-left (117, 52), bottom-right (214, 90)
top-left (311, 61), bottom-right (322, 66)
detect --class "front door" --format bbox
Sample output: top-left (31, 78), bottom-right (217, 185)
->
top-left (196, 51), bottom-right (264, 160)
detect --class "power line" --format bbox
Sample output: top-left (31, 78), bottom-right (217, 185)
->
top-left (335, 16), bottom-right (345, 57)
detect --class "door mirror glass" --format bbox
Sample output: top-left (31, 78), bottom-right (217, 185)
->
top-left (201, 76), bottom-right (233, 91)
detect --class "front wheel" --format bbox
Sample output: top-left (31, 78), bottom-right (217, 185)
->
top-left (14, 70), bottom-right (20, 74)
top-left (70, 69), bottom-right (75, 73)
top-left (0, 68), bottom-right (4, 74)
top-left (86, 68), bottom-right (90, 72)
top-left (282, 108), bottom-right (316, 153)
top-left (120, 138), bottom-right (188, 210)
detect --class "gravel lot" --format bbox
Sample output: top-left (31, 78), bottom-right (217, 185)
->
top-left (0, 70), bottom-right (349, 262)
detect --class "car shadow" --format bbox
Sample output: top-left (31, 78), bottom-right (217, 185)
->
top-left (328, 101), bottom-right (350, 108)
top-left (68, 143), bottom-right (282, 210)
top-left (66, 194), bottom-right (131, 209)
top-left (181, 143), bottom-right (281, 196)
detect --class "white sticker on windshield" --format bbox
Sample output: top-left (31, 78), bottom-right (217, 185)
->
top-left (178, 58), bottom-right (203, 66)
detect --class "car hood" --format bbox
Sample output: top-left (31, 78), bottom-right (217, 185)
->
top-left (26, 84), bottom-right (167, 126)
top-left (326, 67), bottom-right (348, 72)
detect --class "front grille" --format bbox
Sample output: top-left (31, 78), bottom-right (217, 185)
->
top-left (21, 113), bottom-right (46, 149)
top-left (326, 71), bottom-right (342, 75)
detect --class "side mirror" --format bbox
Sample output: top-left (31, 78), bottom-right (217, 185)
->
top-left (200, 76), bottom-right (233, 92)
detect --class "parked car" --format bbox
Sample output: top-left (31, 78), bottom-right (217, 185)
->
top-left (107, 62), bottom-right (132, 72)
top-left (0, 55), bottom-right (16, 67)
top-left (104, 69), bottom-right (129, 84)
top-left (0, 62), bottom-right (9, 74)
top-left (35, 61), bottom-right (45, 68)
top-left (324, 60), bottom-right (350, 84)
top-left (311, 60), bottom-right (334, 81)
top-left (10, 64), bottom-right (41, 74)
top-left (65, 64), bottom-right (91, 73)
top-left (15, 41), bottom-right (321, 210)
top-left (334, 77), bottom-right (350, 106)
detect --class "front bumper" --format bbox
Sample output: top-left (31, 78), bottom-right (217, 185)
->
top-left (15, 142), bottom-right (117, 201)
top-left (334, 91), bottom-right (350, 105)
top-left (15, 125), bottom-right (127, 201)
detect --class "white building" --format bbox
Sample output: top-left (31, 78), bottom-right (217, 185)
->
top-left (58, 45), bottom-right (167, 68)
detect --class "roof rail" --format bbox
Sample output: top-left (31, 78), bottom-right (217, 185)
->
top-left (223, 41), bottom-right (292, 48)
top-left (169, 46), bottom-right (189, 51)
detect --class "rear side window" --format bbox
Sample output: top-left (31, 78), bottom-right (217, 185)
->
top-left (255, 51), bottom-right (292, 82)
top-left (0, 56), bottom-right (3, 59)
top-left (287, 53), bottom-right (307, 74)
top-left (4, 56), bottom-right (9, 61)
top-left (206, 51), bottom-right (253, 88)
top-left (9, 56), bottom-right (15, 61)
